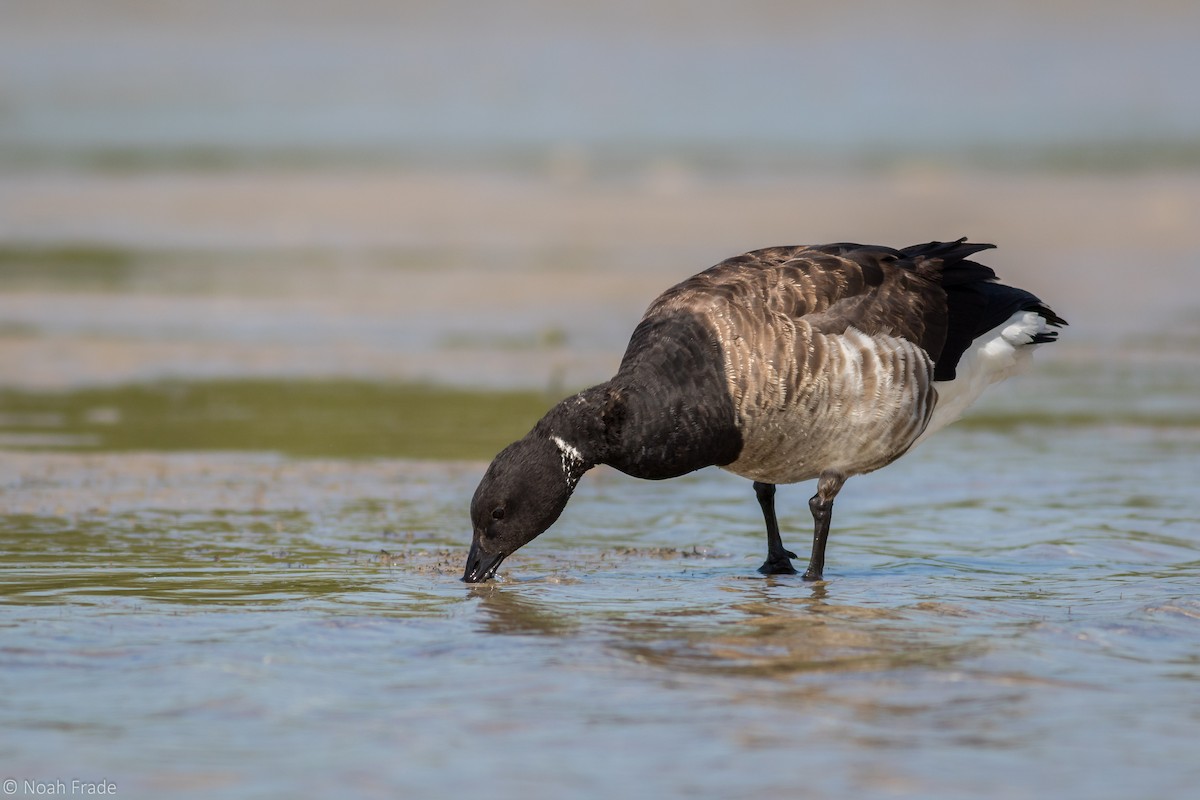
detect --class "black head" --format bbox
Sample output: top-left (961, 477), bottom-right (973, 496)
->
top-left (462, 435), bottom-right (580, 582)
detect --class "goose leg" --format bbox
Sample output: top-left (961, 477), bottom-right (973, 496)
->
top-left (802, 471), bottom-right (846, 581)
top-left (754, 481), bottom-right (798, 575)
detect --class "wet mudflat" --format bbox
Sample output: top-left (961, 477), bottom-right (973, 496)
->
top-left (2, 363), bottom-right (1199, 799)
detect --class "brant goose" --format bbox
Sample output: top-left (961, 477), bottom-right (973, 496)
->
top-left (463, 239), bottom-right (1065, 582)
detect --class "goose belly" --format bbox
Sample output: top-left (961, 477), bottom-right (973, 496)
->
top-left (721, 327), bottom-right (935, 485)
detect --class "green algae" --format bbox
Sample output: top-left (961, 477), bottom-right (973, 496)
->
top-left (0, 380), bottom-right (552, 460)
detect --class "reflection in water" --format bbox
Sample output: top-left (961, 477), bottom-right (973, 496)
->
top-left (468, 577), bottom-right (973, 682)
top-left (468, 584), bottom-right (580, 637)
top-left (615, 583), bottom-right (973, 681)
top-left (462, 576), bottom-right (1048, 758)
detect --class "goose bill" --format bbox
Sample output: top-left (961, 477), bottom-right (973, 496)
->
top-left (462, 540), bottom-right (506, 583)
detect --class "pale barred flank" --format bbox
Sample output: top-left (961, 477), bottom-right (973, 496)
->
top-left (645, 246), bottom-right (944, 485)
top-left (720, 322), bottom-right (935, 484)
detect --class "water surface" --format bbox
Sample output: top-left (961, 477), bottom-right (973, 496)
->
top-left (2, 367), bottom-right (1199, 798)
top-left (3, 9), bottom-right (1199, 785)
top-left (2, 216), bottom-right (1199, 798)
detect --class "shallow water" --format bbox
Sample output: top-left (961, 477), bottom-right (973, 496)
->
top-left (2, 369), bottom-right (1199, 798)
top-left (2, 189), bottom-right (1199, 798)
top-left (4, 2), bottom-right (1200, 794)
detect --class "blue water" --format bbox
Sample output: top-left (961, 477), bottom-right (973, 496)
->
top-left (2, 415), bottom-right (1199, 799)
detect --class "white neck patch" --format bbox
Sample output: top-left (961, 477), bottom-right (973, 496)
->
top-left (550, 435), bottom-right (585, 488)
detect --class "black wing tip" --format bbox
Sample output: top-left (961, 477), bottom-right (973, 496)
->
top-left (1029, 302), bottom-right (1068, 328)
top-left (901, 238), bottom-right (997, 260)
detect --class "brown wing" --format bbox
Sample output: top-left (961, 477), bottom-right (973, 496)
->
top-left (645, 244), bottom-right (950, 362)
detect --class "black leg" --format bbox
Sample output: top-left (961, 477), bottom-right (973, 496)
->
top-left (754, 481), bottom-right (797, 575)
top-left (802, 471), bottom-right (846, 581)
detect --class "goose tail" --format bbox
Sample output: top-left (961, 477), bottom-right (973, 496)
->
top-left (907, 238), bottom-right (1066, 447)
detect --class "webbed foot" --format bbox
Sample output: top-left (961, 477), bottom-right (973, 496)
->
top-left (758, 549), bottom-right (798, 575)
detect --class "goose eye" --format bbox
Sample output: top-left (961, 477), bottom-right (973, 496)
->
top-left (491, 507), bottom-right (505, 521)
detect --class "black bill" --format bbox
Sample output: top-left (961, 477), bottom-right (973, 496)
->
top-left (462, 539), bottom-right (506, 583)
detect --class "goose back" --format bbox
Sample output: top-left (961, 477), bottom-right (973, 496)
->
top-left (602, 240), bottom-right (1061, 487)
top-left (630, 245), bottom-right (953, 485)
